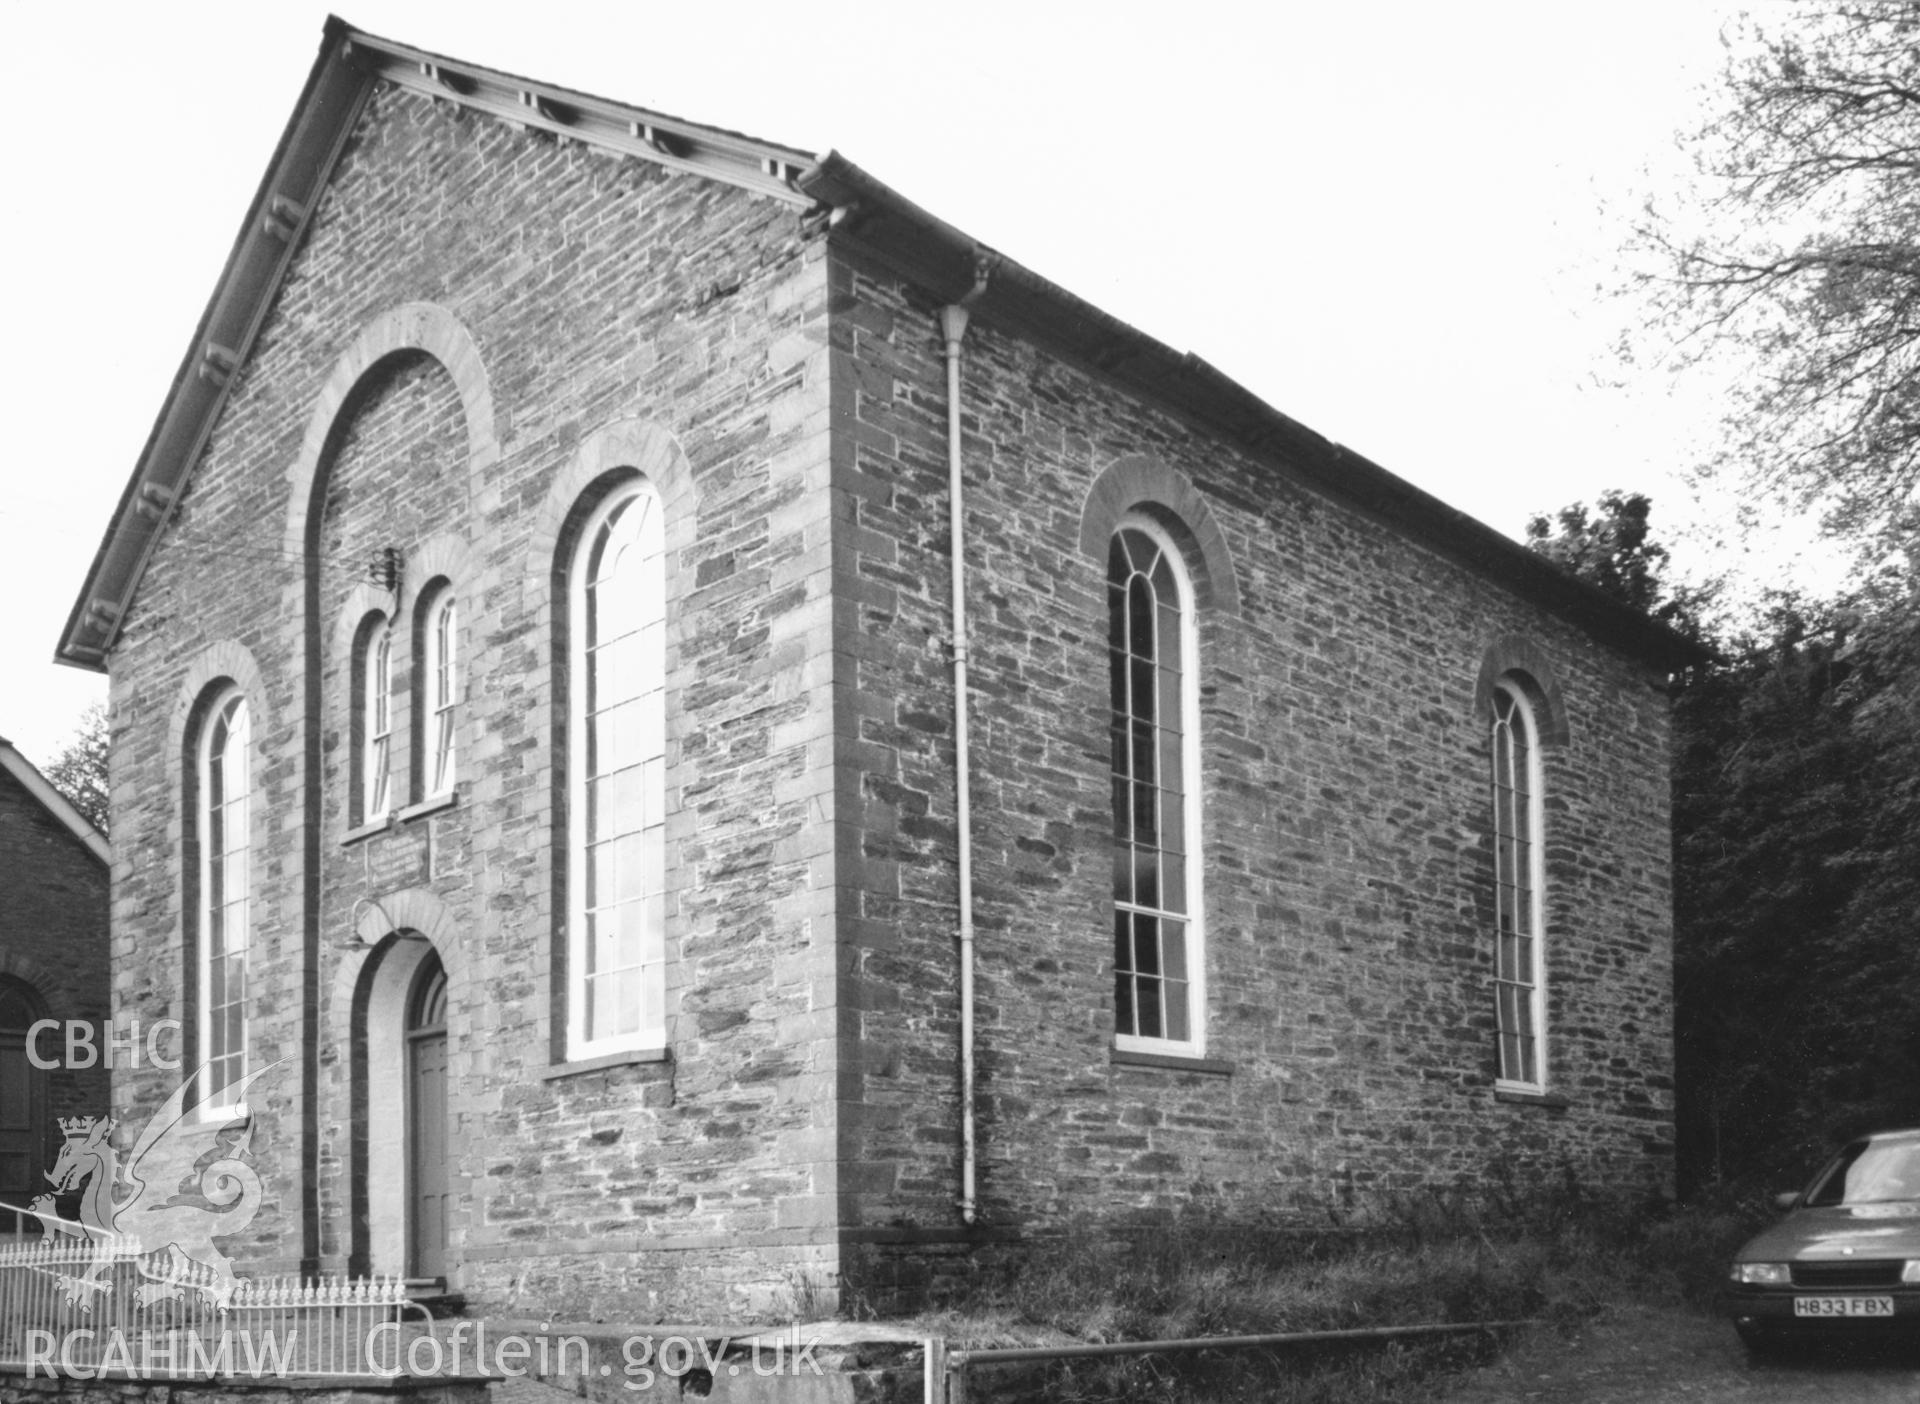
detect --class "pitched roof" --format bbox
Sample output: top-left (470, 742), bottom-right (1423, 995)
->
top-left (0, 736), bottom-right (111, 865)
top-left (57, 16), bottom-right (1703, 675)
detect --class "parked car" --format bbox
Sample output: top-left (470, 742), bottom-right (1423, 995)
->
top-left (1722, 1127), bottom-right (1920, 1353)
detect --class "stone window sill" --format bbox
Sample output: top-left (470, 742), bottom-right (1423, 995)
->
top-left (1495, 1087), bottom-right (1571, 1110)
top-left (342, 816), bottom-right (390, 846)
top-left (398, 790), bottom-right (459, 823)
top-left (1111, 1046), bottom-right (1234, 1076)
top-left (542, 1047), bottom-right (671, 1081)
top-left (342, 791), bottom-right (459, 846)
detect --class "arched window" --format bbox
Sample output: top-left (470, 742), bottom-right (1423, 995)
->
top-left (567, 477), bottom-right (667, 1058)
top-left (197, 688), bottom-right (251, 1104)
top-left (357, 614), bottom-right (392, 822)
top-left (420, 585), bottom-right (458, 798)
top-left (1491, 680), bottom-right (1546, 1090)
top-left (1108, 517), bottom-right (1204, 1055)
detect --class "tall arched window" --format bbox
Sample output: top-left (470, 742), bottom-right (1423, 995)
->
top-left (420, 585), bottom-right (458, 798)
top-left (357, 614), bottom-right (392, 822)
top-left (197, 688), bottom-right (251, 1104)
top-left (1491, 681), bottom-right (1546, 1090)
top-left (568, 478), bottom-right (667, 1058)
top-left (1108, 517), bottom-right (1204, 1055)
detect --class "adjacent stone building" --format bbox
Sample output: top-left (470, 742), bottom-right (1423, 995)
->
top-left (56, 19), bottom-right (1696, 1316)
top-left (0, 737), bottom-right (111, 1229)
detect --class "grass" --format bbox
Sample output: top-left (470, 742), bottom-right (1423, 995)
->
top-left (905, 1177), bottom-right (1768, 1403)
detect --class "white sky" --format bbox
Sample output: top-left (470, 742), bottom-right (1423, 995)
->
top-left (0, 0), bottom-right (1788, 768)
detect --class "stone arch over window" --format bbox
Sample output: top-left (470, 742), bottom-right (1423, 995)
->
top-left (528, 418), bottom-right (696, 565)
top-left (279, 304), bottom-right (499, 560)
top-left (167, 641), bottom-right (273, 768)
top-left (1078, 454), bottom-right (1241, 618)
top-left (1473, 635), bottom-right (1570, 747)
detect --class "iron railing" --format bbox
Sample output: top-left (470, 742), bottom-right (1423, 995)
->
top-left (0, 1240), bottom-right (432, 1380)
top-left (922, 1318), bottom-right (1538, 1402)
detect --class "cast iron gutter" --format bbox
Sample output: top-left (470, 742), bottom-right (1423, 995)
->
top-left (798, 152), bottom-right (1705, 674)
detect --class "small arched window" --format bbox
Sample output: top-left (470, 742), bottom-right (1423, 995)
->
top-left (567, 477), bottom-right (668, 1058)
top-left (420, 585), bottom-right (458, 798)
top-left (357, 614), bottom-right (392, 822)
top-left (1491, 680), bottom-right (1546, 1090)
top-left (1108, 517), bottom-right (1204, 1056)
top-left (197, 687), bottom-right (251, 1105)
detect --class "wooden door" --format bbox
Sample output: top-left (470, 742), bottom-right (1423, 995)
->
top-left (406, 955), bottom-right (449, 1280)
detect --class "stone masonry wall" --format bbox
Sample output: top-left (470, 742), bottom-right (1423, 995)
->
top-left (826, 246), bottom-right (1676, 1301)
top-left (0, 767), bottom-right (111, 1131)
top-left (104, 85), bottom-right (839, 1319)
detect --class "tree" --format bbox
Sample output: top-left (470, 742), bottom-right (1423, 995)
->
top-left (1526, 490), bottom-right (1672, 617)
top-left (1524, 490), bottom-right (1707, 637)
top-left (1530, 495), bottom-right (1920, 1190)
top-left (44, 702), bottom-right (108, 836)
top-left (1636, 3), bottom-right (1920, 553)
top-left (1668, 575), bottom-right (1920, 1192)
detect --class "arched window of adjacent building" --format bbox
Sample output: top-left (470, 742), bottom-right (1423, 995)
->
top-left (356, 614), bottom-right (392, 823)
top-left (419, 584), bottom-right (458, 798)
top-left (197, 687), bottom-right (251, 1105)
top-left (567, 476), bottom-right (667, 1058)
top-left (1491, 679), bottom-right (1547, 1090)
top-left (1108, 516), bottom-right (1204, 1056)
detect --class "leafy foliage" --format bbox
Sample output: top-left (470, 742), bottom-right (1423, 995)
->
top-left (1636, 3), bottom-right (1920, 551)
top-left (1530, 494), bottom-right (1918, 1192)
top-left (1670, 574), bottom-right (1920, 1192)
top-left (1525, 491), bottom-right (1680, 621)
top-left (43, 702), bottom-right (108, 836)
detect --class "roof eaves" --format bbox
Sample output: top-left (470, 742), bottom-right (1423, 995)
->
top-left (57, 17), bottom-right (823, 674)
top-left (342, 28), bottom-right (816, 205)
top-left (796, 155), bottom-right (1706, 673)
top-left (0, 738), bottom-right (111, 866)
top-left (56, 15), bottom-right (375, 672)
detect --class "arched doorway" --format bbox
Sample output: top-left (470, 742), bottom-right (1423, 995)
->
top-left (0, 979), bottom-right (49, 1237)
top-left (405, 953), bottom-right (448, 1281)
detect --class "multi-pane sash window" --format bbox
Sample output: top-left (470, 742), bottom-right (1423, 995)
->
top-left (361, 616), bottom-right (392, 821)
top-left (424, 588), bottom-right (457, 797)
top-left (1491, 683), bottom-right (1545, 1089)
top-left (568, 479), bottom-right (667, 1057)
top-left (198, 690), bottom-right (250, 1106)
top-left (1108, 521), bottom-right (1202, 1053)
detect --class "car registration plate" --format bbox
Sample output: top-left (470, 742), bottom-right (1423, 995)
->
top-left (1793, 1295), bottom-right (1894, 1318)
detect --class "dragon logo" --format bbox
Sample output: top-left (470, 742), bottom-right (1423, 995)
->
top-left (7, 1061), bottom-right (275, 1311)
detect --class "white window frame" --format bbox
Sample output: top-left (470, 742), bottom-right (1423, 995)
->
top-left (566, 477), bottom-right (668, 1060)
top-left (196, 688), bottom-right (251, 1113)
top-left (1108, 514), bottom-right (1206, 1059)
top-left (422, 586), bottom-right (458, 798)
top-left (360, 615), bottom-right (392, 822)
top-left (1491, 680), bottom-right (1548, 1092)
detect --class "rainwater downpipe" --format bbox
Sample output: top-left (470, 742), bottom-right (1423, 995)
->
top-left (941, 262), bottom-right (989, 1226)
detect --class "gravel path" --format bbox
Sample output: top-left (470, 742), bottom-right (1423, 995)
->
top-left (1431, 1304), bottom-right (1920, 1402)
